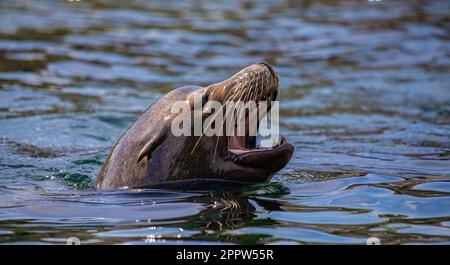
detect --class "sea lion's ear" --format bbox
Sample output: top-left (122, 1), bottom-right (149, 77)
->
top-left (137, 132), bottom-right (167, 163)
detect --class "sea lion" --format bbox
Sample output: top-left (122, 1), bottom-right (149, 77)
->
top-left (97, 63), bottom-right (294, 190)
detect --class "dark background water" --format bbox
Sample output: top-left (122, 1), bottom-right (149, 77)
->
top-left (0, 0), bottom-right (449, 244)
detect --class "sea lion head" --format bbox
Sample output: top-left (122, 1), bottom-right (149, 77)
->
top-left (97, 63), bottom-right (294, 190)
top-left (150, 63), bottom-right (294, 184)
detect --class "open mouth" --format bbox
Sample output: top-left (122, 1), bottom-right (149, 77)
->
top-left (228, 134), bottom-right (288, 154)
top-left (214, 62), bottom-right (294, 170)
top-left (224, 104), bottom-right (293, 168)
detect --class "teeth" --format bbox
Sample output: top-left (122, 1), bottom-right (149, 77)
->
top-left (256, 133), bottom-right (282, 148)
top-left (272, 136), bottom-right (279, 147)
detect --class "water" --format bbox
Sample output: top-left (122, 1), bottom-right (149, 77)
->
top-left (0, 0), bottom-right (449, 245)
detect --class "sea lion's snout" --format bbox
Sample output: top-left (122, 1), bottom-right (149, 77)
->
top-left (259, 62), bottom-right (276, 77)
top-left (230, 62), bottom-right (279, 101)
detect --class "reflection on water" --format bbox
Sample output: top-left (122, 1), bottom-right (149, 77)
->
top-left (0, 0), bottom-right (449, 244)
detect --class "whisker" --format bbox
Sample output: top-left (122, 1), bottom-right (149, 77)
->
top-left (191, 66), bottom-right (279, 160)
top-left (191, 85), bottom-right (236, 155)
top-left (258, 73), bottom-right (264, 102)
top-left (195, 77), bottom-right (250, 156)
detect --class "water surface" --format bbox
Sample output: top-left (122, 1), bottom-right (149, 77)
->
top-left (0, 0), bottom-right (449, 244)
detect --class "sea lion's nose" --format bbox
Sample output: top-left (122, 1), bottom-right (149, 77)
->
top-left (259, 62), bottom-right (276, 77)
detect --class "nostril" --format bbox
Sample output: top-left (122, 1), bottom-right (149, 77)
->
top-left (259, 62), bottom-right (275, 76)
